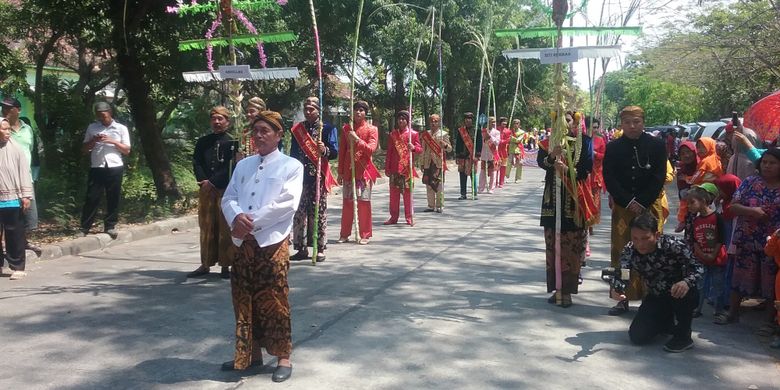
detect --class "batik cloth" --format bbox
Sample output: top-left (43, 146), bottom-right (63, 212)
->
top-left (198, 187), bottom-right (234, 267)
top-left (230, 237), bottom-right (292, 370)
top-left (610, 202), bottom-right (666, 300)
top-left (544, 228), bottom-right (586, 294)
top-left (456, 158), bottom-right (474, 175)
top-left (389, 173), bottom-right (410, 190)
top-left (293, 180), bottom-right (327, 251)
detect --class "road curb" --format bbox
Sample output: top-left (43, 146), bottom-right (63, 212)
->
top-left (32, 175), bottom-right (392, 262)
top-left (34, 215), bottom-right (199, 261)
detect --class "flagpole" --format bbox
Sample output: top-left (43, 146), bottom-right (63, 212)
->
top-left (348, 0), bottom-right (365, 242)
top-left (308, 0), bottom-right (324, 265)
top-left (437, 6), bottom-right (445, 212)
top-left (406, 7), bottom-right (434, 227)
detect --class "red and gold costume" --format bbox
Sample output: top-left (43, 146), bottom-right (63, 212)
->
top-left (338, 120), bottom-right (379, 240)
top-left (384, 127), bottom-right (422, 224)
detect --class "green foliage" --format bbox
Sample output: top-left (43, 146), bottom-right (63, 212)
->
top-left (599, 66), bottom-right (703, 125)
top-left (637, 0), bottom-right (779, 118)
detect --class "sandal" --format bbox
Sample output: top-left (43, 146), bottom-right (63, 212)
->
top-left (560, 294), bottom-right (573, 308)
top-left (756, 323), bottom-right (780, 337)
top-left (713, 312), bottom-right (738, 325)
top-left (9, 270), bottom-right (26, 280)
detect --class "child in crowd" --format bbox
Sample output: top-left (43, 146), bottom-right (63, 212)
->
top-left (687, 184), bottom-right (728, 318)
top-left (714, 174), bottom-right (742, 321)
top-left (677, 137), bottom-right (724, 234)
top-left (765, 228), bottom-right (780, 348)
top-left (689, 137), bottom-right (725, 184)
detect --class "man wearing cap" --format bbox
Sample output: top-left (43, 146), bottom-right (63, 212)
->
top-left (188, 106), bottom-right (237, 278)
top-left (289, 97), bottom-right (338, 262)
top-left (420, 114), bottom-right (451, 212)
top-left (221, 110), bottom-right (303, 382)
top-left (455, 112), bottom-right (477, 200)
top-left (603, 105), bottom-right (668, 315)
top-left (0, 117), bottom-right (34, 280)
top-left (384, 110), bottom-right (422, 225)
top-left (240, 97), bottom-right (266, 155)
top-left (338, 101), bottom-right (379, 244)
top-left (80, 102), bottom-right (131, 239)
top-left (1, 97), bottom-right (42, 256)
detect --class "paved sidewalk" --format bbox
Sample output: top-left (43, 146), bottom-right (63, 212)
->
top-left (1, 167), bottom-right (778, 389)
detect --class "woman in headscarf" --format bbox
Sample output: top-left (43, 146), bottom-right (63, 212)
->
top-left (724, 122), bottom-right (762, 180)
top-left (717, 149), bottom-right (780, 327)
top-left (732, 130), bottom-right (767, 166)
top-left (537, 111), bottom-right (593, 308)
top-left (689, 137), bottom-right (724, 185)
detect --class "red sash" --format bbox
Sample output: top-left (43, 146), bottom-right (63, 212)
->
top-left (291, 122), bottom-right (338, 192)
top-left (458, 126), bottom-right (474, 157)
top-left (421, 130), bottom-right (448, 172)
top-left (540, 138), bottom-right (597, 227)
top-left (342, 124), bottom-right (381, 182)
top-left (390, 130), bottom-right (412, 177)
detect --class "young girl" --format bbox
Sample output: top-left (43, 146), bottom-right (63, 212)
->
top-left (765, 228), bottom-right (780, 348)
top-left (689, 137), bottom-right (725, 185)
top-left (687, 184), bottom-right (728, 318)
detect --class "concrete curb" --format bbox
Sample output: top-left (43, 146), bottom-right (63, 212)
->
top-left (34, 215), bottom-right (199, 261)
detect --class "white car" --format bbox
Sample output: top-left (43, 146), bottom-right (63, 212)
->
top-left (690, 121), bottom-right (726, 141)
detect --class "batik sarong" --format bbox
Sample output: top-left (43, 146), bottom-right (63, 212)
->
top-left (230, 237), bottom-right (292, 370)
top-left (198, 186), bottom-right (233, 267)
top-left (545, 228), bottom-right (587, 295)
top-left (610, 202), bottom-right (665, 300)
top-left (293, 181), bottom-right (327, 251)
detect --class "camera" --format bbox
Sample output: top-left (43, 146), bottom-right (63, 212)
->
top-left (731, 111), bottom-right (740, 128)
top-left (601, 267), bottom-right (629, 295)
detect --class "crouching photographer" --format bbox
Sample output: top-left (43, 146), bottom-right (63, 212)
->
top-left (610, 213), bottom-right (703, 353)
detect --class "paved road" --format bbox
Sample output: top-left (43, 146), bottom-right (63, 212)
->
top-left (1, 166), bottom-right (778, 389)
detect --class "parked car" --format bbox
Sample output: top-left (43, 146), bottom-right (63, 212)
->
top-left (682, 123), bottom-right (701, 138)
top-left (690, 121), bottom-right (726, 141)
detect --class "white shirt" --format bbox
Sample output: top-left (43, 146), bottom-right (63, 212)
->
top-left (221, 150), bottom-right (304, 248)
top-left (83, 120), bottom-right (131, 168)
top-left (480, 128), bottom-right (500, 161)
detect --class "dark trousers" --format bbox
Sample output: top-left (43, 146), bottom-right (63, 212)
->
top-left (629, 288), bottom-right (699, 344)
top-left (459, 172), bottom-right (468, 196)
top-left (80, 166), bottom-right (124, 231)
top-left (0, 207), bottom-right (26, 271)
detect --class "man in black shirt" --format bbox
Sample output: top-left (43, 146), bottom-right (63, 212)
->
top-left (603, 105), bottom-right (668, 315)
top-left (188, 106), bottom-right (237, 278)
top-left (611, 213), bottom-right (702, 352)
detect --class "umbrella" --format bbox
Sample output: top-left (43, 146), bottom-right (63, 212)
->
top-left (744, 90), bottom-right (780, 142)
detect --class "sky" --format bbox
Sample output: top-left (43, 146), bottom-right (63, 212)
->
top-left (566, 0), bottom-right (706, 89)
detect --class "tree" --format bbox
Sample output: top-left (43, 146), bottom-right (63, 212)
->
top-left (639, 0), bottom-right (780, 118)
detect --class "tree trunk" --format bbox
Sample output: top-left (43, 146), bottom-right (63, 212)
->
top-left (34, 32), bottom-right (63, 171)
top-left (393, 70), bottom-right (405, 112)
top-left (109, 1), bottom-right (180, 200)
